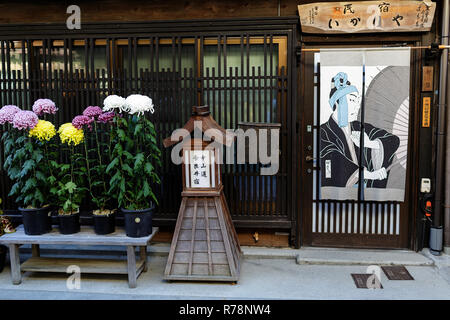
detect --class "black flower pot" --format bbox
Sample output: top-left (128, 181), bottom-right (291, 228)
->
top-left (19, 207), bottom-right (52, 235)
top-left (121, 206), bottom-right (154, 238)
top-left (93, 211), bottom-right (116, 235)
top-left (58, 212), bottom-right (80, 235)
top-left (0, 245), bottom-right (6, 273)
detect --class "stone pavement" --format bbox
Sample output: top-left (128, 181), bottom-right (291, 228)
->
top-left (0, 244), bottom-right (449, 300)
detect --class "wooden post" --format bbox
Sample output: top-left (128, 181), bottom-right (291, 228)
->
top-left (140, 246), bottom-right (147, 272)
top-left (31, 244), bottom-right (40, 257)
top-left (9, 244), bottom-right (21, 285)
top-left (126, 245), bottom-right (137, 288)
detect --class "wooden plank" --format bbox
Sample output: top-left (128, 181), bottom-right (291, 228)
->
top-left (0, 226), bottom-right (159, 246)
top-left (164, 274), bottom-right (238, 282)
top-left (175, 240), bottom-right (226, 253)
top-left (204, 198), bottom-right (213, 275)
top-left (173, 252), bottom-right (228, 264)
top-left (188, 199), bottom-right (198, 275)
top-left (214, 197), bottom-right (235, 278)
top-left (21, 257), bottom-right (145, 275)
top-left (0, 1), bottom-right (280, 24)
top-left (298, 1), bottom-right (436, 34)
top-left (422, 66), bottom-right (433, 92)
top-left (164, 197), bottom-right (187, 277)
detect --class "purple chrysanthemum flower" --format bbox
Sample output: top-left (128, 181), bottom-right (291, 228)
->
top-left (72, 115), bottom-right (94, 130)
top-left (0, 105), bottom-right (21, 125)
top-left (97, 111), bottom-right (115, 124)
top-left (12, 110), bottom-right (38, 130)
top-left (83, 106), bottom-right (103, 118)
top-left (32, 99), bottom-right (58, 116)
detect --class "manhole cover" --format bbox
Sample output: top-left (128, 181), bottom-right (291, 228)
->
top-left (381, 266), bottom-right (414, 280)
top-left (351, 274), bottom-right (383, 289)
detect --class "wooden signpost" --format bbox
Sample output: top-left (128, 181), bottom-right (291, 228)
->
top-left (163, 105), bottom-right (242, 282)
top-left (298, 1), bottom-right (436, 34)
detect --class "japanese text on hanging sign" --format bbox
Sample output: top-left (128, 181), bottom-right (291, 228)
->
top-left (298, 1), bottom-right (436, 34)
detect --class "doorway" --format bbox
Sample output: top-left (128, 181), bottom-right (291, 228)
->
top-left (299, 44), bottom-right (421, 249)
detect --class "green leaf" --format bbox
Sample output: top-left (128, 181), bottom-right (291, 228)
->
top-left (119, 179), bottom-right (126, 193)
top-left (60, 164), bottom-right (70, 172)
top-left (8, 167), bottom-right (20, 180)
top-left (32, 150), bottom-right (44, 163)
top-left (122, 164), bottom-right (133, 175)
top-left (106, 157), bottom-right (119, 173)
top-left (144, 162), bottom-right (154, 175)
top-left (20, 159), bottom-right (35, 178)
top-left (143, 180), bottom-right (150, 197)
top-left (13, 148), bottom-right (26, 161)
top-left (118, 129), bottom-right (127, 141)
top-left (35, 170), bottom-right (46, 182)
top-left (65, 181), bottom-right (77, 194)
top-left (22, 178), bottom-right (37, 193)
top-left (23, 194), bottom-right (34, 205)
top-left (123, 151), bottom-right (133, 160)
top-left (34, 189), bottom-right (44, 204)
top-left (109, 171), bottom-right (121, 186)
top-left (134, 124), bottom-right (143, 136)
top-left (24, 142), bottom-right (33, 153)
top-left (134, 153), bottom-right (145, 170)
top-left (63, 199), bottom-right (73, 212)
top-left (8, 182), bottom-right (21, 196)
top-left (15, 136), bottom-right (27, 144)
top-left (47, 175), bottom-right (57, 185)
top-left (49, 160), bottom-right (59, 168)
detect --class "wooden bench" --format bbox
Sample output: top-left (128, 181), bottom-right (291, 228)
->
top-left (0, 225), bottom-right (159, 288)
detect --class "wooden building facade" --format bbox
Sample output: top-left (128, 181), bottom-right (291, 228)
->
top-left (0, 0), bottom-right (444, 250)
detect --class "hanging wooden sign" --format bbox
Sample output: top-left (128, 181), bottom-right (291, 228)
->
top-left (422, 66), bottom-right (434, 92)
top-left (298, 1), bottom-right (436, 34)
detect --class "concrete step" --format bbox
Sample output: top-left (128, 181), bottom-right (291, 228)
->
top-left (16, 244), bottom-right (437, 267)
top-left (296, 247), bottom-right (434, 266)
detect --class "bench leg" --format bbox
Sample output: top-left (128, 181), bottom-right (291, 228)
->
top-left (140, 246), bottom-right (148, 272)
top-left (9, 244), bottom-right (21, 285)
top-left (31, 244), bottom-right (40, 257)
top-left (127, 246), bottom-right (137, 288)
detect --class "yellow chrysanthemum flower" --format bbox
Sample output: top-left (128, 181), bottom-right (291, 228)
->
top-left (29, 120), bottom-right (56, 142)
top-left (58, 123), bottom-right (84, 146)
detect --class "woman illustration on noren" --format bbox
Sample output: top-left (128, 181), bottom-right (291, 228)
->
top-left (319, 72), bottom-right (400, 190)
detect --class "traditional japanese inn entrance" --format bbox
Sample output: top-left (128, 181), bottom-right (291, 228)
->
top-left (299, 40), bottom-right (423, 249)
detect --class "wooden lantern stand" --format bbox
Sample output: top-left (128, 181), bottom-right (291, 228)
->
top-left (162, 106), bottom-right (242, 282)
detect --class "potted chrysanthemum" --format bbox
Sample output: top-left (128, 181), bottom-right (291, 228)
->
top-left (72, 106), bottom-right (117, 234)
top-left (51, 123), bottom-right (87, 234)
top-left (104, 94), bottom-right (161, 237)
top-left (0, 100), bottom-right (59, 235)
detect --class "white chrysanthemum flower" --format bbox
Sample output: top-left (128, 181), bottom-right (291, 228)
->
top-left (103, 95), bottom-right (127, 113)
top-left (125, 94), bottom-right (155, 116)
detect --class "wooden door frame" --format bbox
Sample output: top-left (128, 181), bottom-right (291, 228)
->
top-left (297, 33), bottom-right (423, 249)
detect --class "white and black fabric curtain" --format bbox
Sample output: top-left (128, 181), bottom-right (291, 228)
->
top-left (319, 48), bottom-right (410, 202)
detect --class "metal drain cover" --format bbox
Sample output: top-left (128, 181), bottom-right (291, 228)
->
top-left (351, 274), bottom-right (383, 289)
top-left (381, 266), bottom-right (414, 280)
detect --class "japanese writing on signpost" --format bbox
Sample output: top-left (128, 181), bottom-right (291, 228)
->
top-left (189, 150), bottom-right (212, 188)
top-left (298, 1), bottom-right (436, 34)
